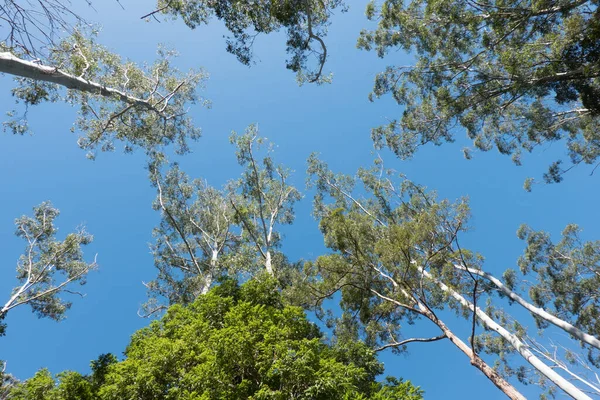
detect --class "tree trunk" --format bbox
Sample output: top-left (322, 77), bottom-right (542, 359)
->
top-left (201, 249), bottom-right (218, 295)
top-left (453, 263), bottom-right (600, 350)
top-left (265, 250), bottom-right (273, 275)
top-left (0, 52), bottom-right (150, 107)
top-left (414, 299), bottom-right (526, 400)
top-left (420, 267), bottom-right (592, 400)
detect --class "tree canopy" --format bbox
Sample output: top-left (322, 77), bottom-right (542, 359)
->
top-left (1, 0), bottom-right (600, 399)
top-left (359, 0), bottom-right (600, 185)
top-left (6, 279), bottom-right (424, 400)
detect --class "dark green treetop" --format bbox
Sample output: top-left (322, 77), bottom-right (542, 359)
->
top-left (7, 279), bottom-right (424, 400)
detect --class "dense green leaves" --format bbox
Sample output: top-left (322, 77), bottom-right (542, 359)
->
top-left (7, 355), bottom-right (118, 400)
top-left (8, 279), bottom-right (423, 400)
top-left (360, 0), bottom-right (600, 183)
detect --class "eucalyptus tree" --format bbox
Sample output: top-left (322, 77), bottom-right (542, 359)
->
top-left (303, 155), bottom-right (599, 399)
top-left (142, 161), bottom-right (244, 316)
top-left (0, 1), bottom-right (200, 159)
top-left (1, 202), bottom-right (96, 336)
top-left (7, 279), bottom-right (425, 400)
top-left (0, 0), bottom-right (343, 161)
top-left (144, 126), bottom-right (300, 312)
top-left (359, 0), bottom-right (600, 185)
top-left (1, 32), bottom-right (207, 159)
top-left (228, 125), bottom-right (301, 275)
top-left (0, 368), bottom-right (17, 400)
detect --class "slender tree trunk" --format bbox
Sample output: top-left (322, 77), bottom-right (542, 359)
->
top-left (201, 249), bottom-right (218, 295)
top-left (414, 299), bottom-right (526, 400)
top-left (453, 263), bottom-right (600, 350)
top-left (0, 52), bottom-right (150, 107)
top-left (420, 267), bottom-right (592, 400)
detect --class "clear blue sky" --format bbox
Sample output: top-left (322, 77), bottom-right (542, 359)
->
top-left (0, 1), bottom-right (598, 398)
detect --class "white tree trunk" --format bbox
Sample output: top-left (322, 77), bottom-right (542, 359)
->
top-left (454, 263), bottom-right (600, 350)
top-left (265, 250), bottom-right (273, 275)
top-left (419, 267), bottom-right (592, 400)
top-left (413, 297), bottom-right (526, 400)
top-left (0, 52), bottom-right (150, 107)
top-left (201, 249), bottom-right (219, 295)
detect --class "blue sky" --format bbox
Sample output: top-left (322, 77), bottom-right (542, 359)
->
top-left (0, 1), bottom-right (598, 398)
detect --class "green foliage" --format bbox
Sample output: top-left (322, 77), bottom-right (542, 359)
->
top-left (360, 0), bottom-right (600, 183)
top-left (9, 279), bottom-right (423, 400)
top-left (305, 155), bottom-right (472, 348)
top-left (89, 354), bottom-right (118, 391)
top-left (7, 369), bottom-right (56, 400)
top-left (157, 0), bottom-right (345, 83)
top-left (0, 370), bottom-right (18, 400)
top-left (517, 224), bottom-right (600, 363)
top-left (6, 354), bottom-right (119, 400)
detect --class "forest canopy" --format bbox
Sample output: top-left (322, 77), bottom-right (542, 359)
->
top-left (1, 0), bottom-right (599, 399)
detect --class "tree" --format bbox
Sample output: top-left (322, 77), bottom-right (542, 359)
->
top-left (8, 279), bottom-right (424, 400)
top-left (0, 0), bottom-right (207, 159)
top-left (228, 126), bottom-right (301, 275)
top-left (302, 154), bottom-right (600, 399)
top-left (0, 0), bottom-right (344, 160)
top-left (151, 0), bottom-right (344, 83)
top-left (1, 33), bottom-right (207, 159)
top-left (0, 366), bottom-right (18, 400)
top-left (1, 202), bottom-right (96, 336)
top-left (513, 224), bottom-right (600, 362)
top-left (142, 161), bottom-right (243, 316)
top-left (143, 126), bottom-right (301, 315)
top-left (359, 0), bottom-right (600, 185)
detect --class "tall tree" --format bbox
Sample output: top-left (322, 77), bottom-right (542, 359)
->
top-left (359, 0), bottom-right (600, 185)
top-left (142, 161), bottom-right (243, 316)
top-left (7, 279), bottom-right (425, 400)
top-left (0, 0), bottom-right (344, 161)
top-left (303, 155), bottom-right (599, 399)
top-left (143, 126), bottom-right (300, 313)
top-left (0, 0), bottom-right (208, 158)
top-left (228, 125), bottom-right (301, 275)
top-left (1, 202), bottom-right (96, 336)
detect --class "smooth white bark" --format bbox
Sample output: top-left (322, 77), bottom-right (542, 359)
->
top-left (0, 52), bottom-right (150, 107)
top-left (419, 267), bottom-right (592, 400)
top-left (265, 251), bottom-right (273, 275)
top-left (454, 263), bottom-right (600, 350)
